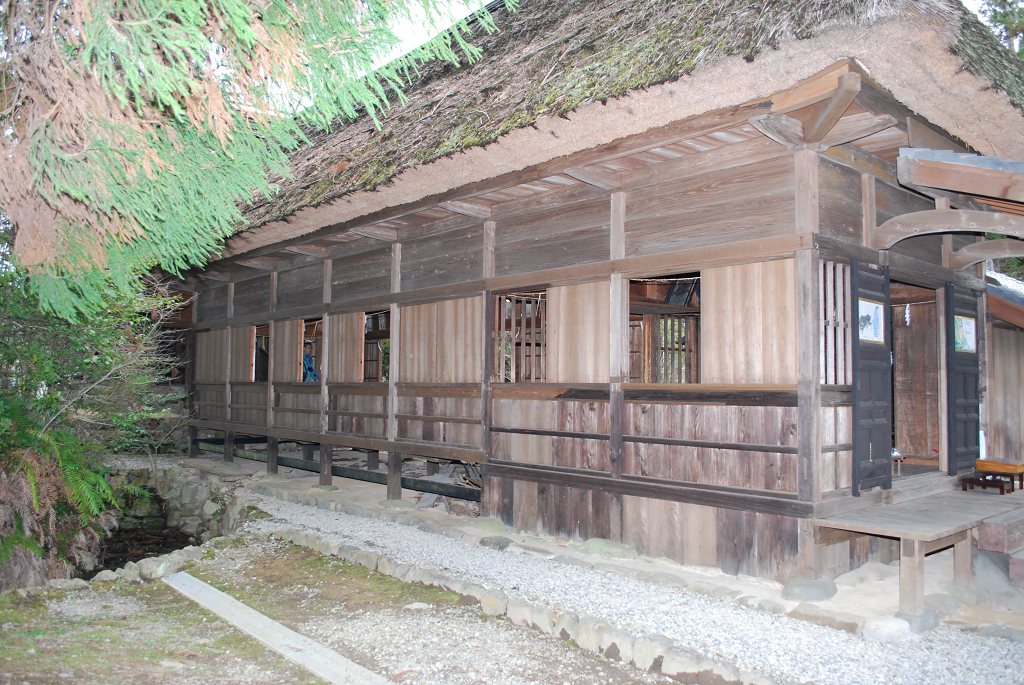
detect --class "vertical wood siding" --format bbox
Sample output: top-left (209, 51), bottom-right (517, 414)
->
top-left (327, 312), bottom-right (365, 383)
top-left (546, 281), bottom-right (610, 383)
top-left (195, 329), bottom-right (228, 382)
top-left (988, 325), bottom-right (1024, 463)
top-left (398, 296), bottom-right (483, 383)
top-left (701, 259), bottom-right (797, 384)
top-left (272, 319), bottom-right (303, 383)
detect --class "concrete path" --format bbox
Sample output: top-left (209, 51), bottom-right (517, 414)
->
top-left (162, 571), bottom-right (390, 685)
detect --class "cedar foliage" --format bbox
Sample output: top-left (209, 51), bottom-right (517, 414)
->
top-left (1, 0), bottom-right (512, 320)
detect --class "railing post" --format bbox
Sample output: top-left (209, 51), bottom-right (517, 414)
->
top-left (224, 431), bottom-right (235, 463)
top-left (267, 436), bottom-right (278, 474)
top-left (387, 452), bottom-right (403, 500)
top-left (319, 442), bottom-right (332, 486)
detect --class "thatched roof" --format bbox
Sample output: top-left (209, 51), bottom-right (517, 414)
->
top-left (227, 0), bottom-right (1024, 259)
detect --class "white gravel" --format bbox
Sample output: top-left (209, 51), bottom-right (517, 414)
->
top-left (243, 493), bottom-right (1024, 685)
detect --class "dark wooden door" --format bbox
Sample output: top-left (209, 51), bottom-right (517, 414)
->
top-left (851, 260), bottom-right (893, 495)
top-left (945, 285), bottom-right (981, 475)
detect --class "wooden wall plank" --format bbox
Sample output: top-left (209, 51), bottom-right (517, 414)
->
top-left (278, 265), bottom-right (324, 311)
top-left (327, 312), bottom-right (365, 383)
top-left (331, 248), bottom-right (392, 303)
top-left (989, 325), bottom-right (1024, 463)
top-left (272, 319), bottom-right (303, 383)
top-left (195, 329), bottom-right (229, 383)
top-left (196, 286), bottom-right (229, 323)
top-left (626, 156), bottom-right (795, 258)
top-left (701, 259), bottom-right (798, 384)
top-left (398, 296), bottom-right (483, 383)
top-left (547, 281), bottom-right (610, 383)
top-left (229, 326), bottom-right (255, 382)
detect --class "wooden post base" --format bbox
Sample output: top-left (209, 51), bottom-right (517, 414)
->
top-left (267, 437), bottom-right (279, 474)
top-left (188, 426), bottom-right (198, 459)
top-left (387, 453), bottom-right (403, 500)
top-left (367, 450), bottom-right (380, 471)
top-left (224, 431), bottom-right (235, 463)
top-left (319, 443), bottom-right (332, 486)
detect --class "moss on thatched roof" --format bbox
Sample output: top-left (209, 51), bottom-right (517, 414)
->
top-left (242, 0), bottom-right (1024, 231)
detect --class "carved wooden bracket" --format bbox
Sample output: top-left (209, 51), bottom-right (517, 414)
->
top-left (948, 238), bottom-right (1024, 270)
top-left (870, 209), bottom-right (1024, 250)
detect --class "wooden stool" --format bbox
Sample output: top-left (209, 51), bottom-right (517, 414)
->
top-left (962, 475), bottom-right (1011, 495)
top-left (976, 459), bottom-right (1024, 490)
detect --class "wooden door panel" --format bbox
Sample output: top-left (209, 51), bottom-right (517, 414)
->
top-left (946, 285), bottom-right (981, 474)
top-left (851, 260), bottom-right (893, 495)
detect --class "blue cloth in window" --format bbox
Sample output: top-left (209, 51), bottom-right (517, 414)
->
top-left (302, 352), bottom-right (320, 382)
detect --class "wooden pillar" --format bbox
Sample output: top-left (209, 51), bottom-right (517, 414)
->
top-left (608, 192), bottom-right (628, 541)
top-left (321, 260), bottom-right (331, 436)
top-left (954, 533), bottom-right (973, 586)
top-left (366, 449), bottom-right (380, 470)
top-left (267, 437), bottom-right (279, 474)
top-left (899, 538), bottom-right (925, 615)
top-left (302, 443), bottom-right (315, 461)
top-left (266, 272), bottom-right (278, 430)
top-left (224, 431), bottom-right (235, 463)
top-left (426, 460), bottom-right (439, 476)
top-left (319, 442), bottom-right (332, 486)
top-left (387, 452), bottom-right (403, 500)
top-left (796, 249), bottom-right (822, 502)
top-left (225, 283), bottom-right (235, 424)
top-left (188, 425), bottom-right (198, 459)
top-left (387, 243), bottom-right (401, 443)
top-left (860, 173), bottom-right (875, 246)
top-left (482, 290), bottom-right (495, 462)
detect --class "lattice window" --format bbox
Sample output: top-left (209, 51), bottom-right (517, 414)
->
top-left (495, 293), bottom-right (546, 383)
top-left (628, 314), bottom-right (699, 383)
top-left (820, 260), bottom-right (852, 385)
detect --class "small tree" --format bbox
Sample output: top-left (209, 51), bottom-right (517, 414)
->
top-left (0, 229), bottom-right (184, 587)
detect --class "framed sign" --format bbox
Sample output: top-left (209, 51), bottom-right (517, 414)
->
top-left (954, 315), bottom-right (977, 353)
top-left (858, 299), bottom-right (885, 344)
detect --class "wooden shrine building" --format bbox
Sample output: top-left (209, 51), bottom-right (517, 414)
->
top-left (177, 0), bottom-right (1024, 595)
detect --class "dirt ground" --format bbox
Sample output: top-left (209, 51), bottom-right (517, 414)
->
top-left (0, 526), bottom-right (665, 685)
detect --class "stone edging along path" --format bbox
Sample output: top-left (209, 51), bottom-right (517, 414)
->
top-left (267, 526), bottom-right (777, 685)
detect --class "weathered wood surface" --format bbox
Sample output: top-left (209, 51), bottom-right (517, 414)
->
top-left (989, 324), bottom-right (1024, 463)
top-left (702, 259), bottom-right (797, 384)
top-left (892, 297), bottom-right (941, 462)
top-left (229, 326), bottom-right (255, 383)
top-left (272, 319), bottom-right (303, 383)
top-left (398, 296), bottom-right (483, 383)
top-left (327, 312), bottom-right (364, 383)
top-left (814, 490), bottom-right (1024, 541)
top-left (623, 403), bottom-right (798, 492)
top-left (547, 281), bottom-right (610, 383)
top-left (195, 329), bottom-right (228, 383)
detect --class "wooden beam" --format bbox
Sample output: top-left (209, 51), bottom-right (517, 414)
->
top-left (803, 72), bottom-right (861, 144)
top-left (235, 257), bottom-right (278, 270)
top-left (283, 245), bottom-right (329, 257)
top-left (871, 210), bottom-right (1024, 249)
top-left (948, 238), bottom-right (1024, 270)
top-left (352, 225), bottom-right (398, 241)
top-left (563, 166), bottom-right (622, 190)
top-left (438, 199), bottom-right (492, 218)
top-left (199, 270), bottom-right (235, 282)
top-left (771, 58), bottom-right (861, 114)
top-left (820, 113), bottom-right (897, 148)
top-left (898, 156), bottom-right (1024, 203)
top-left (749, 113), bottom-right (805, 148)
top-left (989, 294), bottom-right (1024, 330)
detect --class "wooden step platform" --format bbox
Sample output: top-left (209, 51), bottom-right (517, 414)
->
top-left (1011, 550), bottom-right (1024, 588)
top-left (978, 507), bottom-right (1024, 555)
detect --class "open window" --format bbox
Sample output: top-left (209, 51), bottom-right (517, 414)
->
top-left (628, 276), bottom-right (700, 383)
top-left (495, 292), bottom-right (547, 383)
top-left (303, 319), bottom-right (323, 383)
top-left (363, 310), bottom-right (390, 382)
top-left (254, 325), bottom-right (270, 382)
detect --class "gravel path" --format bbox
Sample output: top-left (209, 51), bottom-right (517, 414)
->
top-left (244, 492), bottom-right (1024, 685)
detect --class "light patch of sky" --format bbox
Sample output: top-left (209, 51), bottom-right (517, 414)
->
top-left (961, 0), bottom-right (987, 21)
top-left (372, 0), bottom-right (484, 70)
